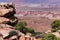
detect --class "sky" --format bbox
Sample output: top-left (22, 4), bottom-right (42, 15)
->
top-left (12, 0), bottom-right (60, 4)
top-left (0, 0), bottom-right (60, 10)
top-left (0, 0), bottom-right (11, 2)
top-left (12, 0), bottom-right (60, 3)
top-left (0, 0), bottom-right (60, 4)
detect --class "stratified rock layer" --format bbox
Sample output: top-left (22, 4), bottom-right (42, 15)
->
top-left (0, 2), bottom-right (18, 26)
top-left (0, 2), bottom-right (19, 39)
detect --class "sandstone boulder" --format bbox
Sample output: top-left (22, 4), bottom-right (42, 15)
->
top-left (0, 24), bottom-right (12, 28)
top-left (0, 3), bottom-right (18, 26)
top-left (0, 17), bottom-right (9, 24)
top-left (0, 3), bottom-right (20, 39)
top-left (0, 3), bottom-right (15, 17)
top-left (0, 17), bottom-right (18, 26)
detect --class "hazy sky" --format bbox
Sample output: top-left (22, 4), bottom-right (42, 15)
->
top-left (0, 0), bottom-right (60, 11)
top-left (0, 0), bottom-right (60, 9)
top-left (24, 0), bottom-right (60, 4)
top-left (0, 0), bottom-right (11, 2)
top-left (0, 0), bottom-right (60, 4)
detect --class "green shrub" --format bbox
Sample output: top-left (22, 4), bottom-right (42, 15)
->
top-left (51, 20), bottom-right (60, 32)
top-left (42, 34), bottom-right (57, 40)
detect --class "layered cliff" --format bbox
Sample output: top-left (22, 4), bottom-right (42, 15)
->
top-left (0, 2), bottom-right (20, 39)
top-left (0, 2), bottom-right (18, 26)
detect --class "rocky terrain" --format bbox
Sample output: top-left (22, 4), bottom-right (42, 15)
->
top-left (16, 10), bottom-right (60, 20)
top-left (15, 10), bottom-right (60, 32)
top-left (15, 10), bottom-right (56, 32)
top-left (0, 2), bottom-right (20, 40)
top-left (0, 2), bottom-right (18, 26)
top-left (17, 17), bottom-right (54, 32)
top-left (0, 2), bottom-right (37, 40)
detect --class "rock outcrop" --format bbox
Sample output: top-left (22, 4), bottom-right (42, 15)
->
top-left (0, 2), bottom-right (19, 39)
top-left (0, 3), bottom-right (35, 40)
top-left (0, 2), bottom-right (18, 26)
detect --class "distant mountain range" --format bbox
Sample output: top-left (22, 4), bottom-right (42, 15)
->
top-left (8, 0), bottom-right (60, 11)
top-left (15, 4), bottom-right (60, 12)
